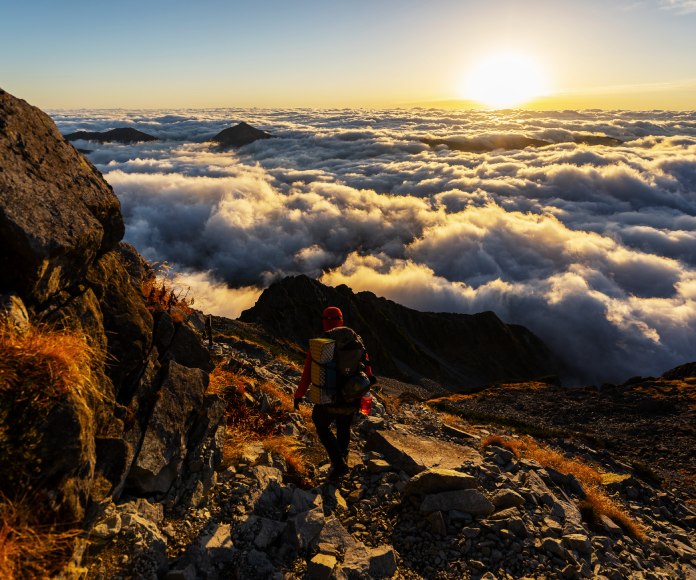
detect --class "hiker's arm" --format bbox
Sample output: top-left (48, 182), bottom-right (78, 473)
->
top-left (294, 351), bottom-right (312, 400)
top-left (364, 351), bottom-right (376, 384)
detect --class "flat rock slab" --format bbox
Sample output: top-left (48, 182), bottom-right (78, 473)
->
top-left (367, 429), bottom-right (482, 475)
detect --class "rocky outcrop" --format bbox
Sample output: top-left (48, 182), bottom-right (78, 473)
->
top-left (0, 88), bottom-right (124, 307)
top-left (0, 89), bottom-right (226, 535)
top-left (210, 121), bottom-right (273, 148)
top-left (240, 275), bottom-right (560, 388)
top-left (64, 127), bottom-right (158, 143)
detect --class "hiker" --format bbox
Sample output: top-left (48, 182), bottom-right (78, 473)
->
top-left (293, 306), bottom-right (375, 479)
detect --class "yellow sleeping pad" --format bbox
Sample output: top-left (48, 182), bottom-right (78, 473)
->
top-left (308, 338), bottom-right (336, 404)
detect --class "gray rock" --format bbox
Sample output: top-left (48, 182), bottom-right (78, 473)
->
top-left (367, 459), bottom-right (392, 473)
top-left (339, 543), bottom-right (371, 578)
top-left (489, 507), bottom-right (520, 520)
top-left (161, 322), bottom-right (213, 372)
top-left (402, 467), bottom-right (478, 497)
top-left (599, 515), bottom-right (623, 536)
top-left (507, 516), bottom-right (529, 538)
top-left (288, 505), bottom-right (325, 551)
top-left (563, 533), bottom-right (593, 554)
top-left (420, 489), bottom-right (494, 516)
top-left (369, 545), bottom-right (398, 578)
top-left (441, 423), bottom-right (479, 440)
top-left (85, 250), bottom-right (154, 396)
top-left (359, 416), bottom-right (386, 433)
top-left (201, 523), bottom-right (234, 562)
top-left (491, 489), bottom-right (526, 509)
top-left (246, 549), bottom-right (276, 578)
top-left (91, 512), bottom-right (122, 543)
top-left (289, 487), bottom-right (322, 513)
top-left (0, 88), bottom-right (123, 306)
top-left (526, 470), bottom-right (557, 506)
top-left (313, 516), bottom-right (357, 551)
top-left (367, 429), bottom-right (482, 476)
top-left (427, 511), bottom-right (447, 535)
top-left (127, 361), bottom-right (208, 494)
top-left (542, 537), bottom-right (569, 560)
top-left (308, 553), bottom-right (337, 580)
top-left (253, 517), bottom-right (287, 549)
top-left (552, 499), bottom-right (585, 535)
top-left (154, 311), bottom-right (176, 352)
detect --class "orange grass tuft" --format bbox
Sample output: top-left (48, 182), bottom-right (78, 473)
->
top-left (141, 262), bottom-right (194, 317)
top-left (264, 435), bottom-right (309, 479)
top-left (0, 322), bottom-right (105, 492)
top-left (0, 495), bottom-right (80, 579)
top-left (481, 435), bottom-right (646, 540)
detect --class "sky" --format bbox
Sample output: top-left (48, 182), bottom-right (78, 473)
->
top-left (2, 0), bottom-right (696, 109)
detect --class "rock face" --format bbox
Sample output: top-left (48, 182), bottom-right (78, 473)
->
top-left (64, 128), bottom-right (158, 143)
top-left (240, 275), bottom-right (559, 388)
top-left (0, 88), bottom-right (124, 307)
top-left (0, 88), bottom-right (225, 529)
top-left (211, 121), bottom-right (273, 148)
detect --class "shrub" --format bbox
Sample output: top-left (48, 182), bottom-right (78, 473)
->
top-left (141, 261), bottom-right (194, 318)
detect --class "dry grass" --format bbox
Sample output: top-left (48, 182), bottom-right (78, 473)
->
top-left (0, 496), bottom-right (81, 579)
top-left (436, 410), bottom-right (473, 431)
top-left (0, 322), bottom-right (105, 492)
top-left (211, 363), bottom-right (313, 482)
top-left (0, 322), bottom-right (106, 577)
top-left (481, 434), bottom-right (646, 540)
top-left (141, 262), bottom-right (194, 317)
top-left (264, 435), bottom-right (309, 480)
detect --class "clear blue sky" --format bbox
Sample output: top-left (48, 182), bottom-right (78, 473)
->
top-left (1, 0), bottom-right (695, 108)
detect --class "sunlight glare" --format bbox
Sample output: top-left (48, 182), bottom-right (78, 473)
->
top-left (461, 53), bottom-right (550, 109)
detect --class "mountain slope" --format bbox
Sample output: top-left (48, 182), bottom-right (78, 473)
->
top-left (240, 275), bottom-right (560, 388)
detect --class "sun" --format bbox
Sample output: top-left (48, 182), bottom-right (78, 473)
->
top-left (461, 53), bottom-right (550, 109)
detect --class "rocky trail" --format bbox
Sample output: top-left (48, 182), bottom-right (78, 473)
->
top-left (84, 333), bottom-right (696, 580)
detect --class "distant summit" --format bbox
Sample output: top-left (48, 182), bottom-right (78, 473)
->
top-left (64, 127), bottom-right (158, 143)
top-left (211, 122), bottom-right (273, 148)
top-left (240, 275), bottom-right (560, 389)
top-left (424, 133), bottom-right (623, 153)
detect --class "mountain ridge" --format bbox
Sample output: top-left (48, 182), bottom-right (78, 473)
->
top-left (240, 274), bottom-right (561, 389)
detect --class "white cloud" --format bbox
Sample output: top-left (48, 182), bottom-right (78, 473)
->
top-left (52, 108), bottom-right (696, 384)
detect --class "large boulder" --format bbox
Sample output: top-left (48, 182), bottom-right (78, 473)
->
top-left (366, 429), bottom-right (482, 475)
top-left (0, 88), bottom-right (123, 307)
top-left (85, 250), bottom-right (153, 399)
top-left (126, 361), bottom-right (209, 494)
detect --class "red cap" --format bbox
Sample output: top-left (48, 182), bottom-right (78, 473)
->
top-left (322, 306), bottom-right (343, 331)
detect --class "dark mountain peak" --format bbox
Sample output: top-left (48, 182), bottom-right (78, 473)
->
top-left (211, 122), bottom-right (273, 148)
top-left (64, 127), bottom-right (158, 144)
top-left (240, 275), bottom-right (559, 389)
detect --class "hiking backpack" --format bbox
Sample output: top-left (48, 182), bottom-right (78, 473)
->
top-left (308, 326), bottom-right (370, 405)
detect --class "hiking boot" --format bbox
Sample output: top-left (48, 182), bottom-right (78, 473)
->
top-left (327, 463), bottom-right (349, 480)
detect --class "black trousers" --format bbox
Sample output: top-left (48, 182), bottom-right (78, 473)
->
top-left (312, 404), bottom-right (354, 468)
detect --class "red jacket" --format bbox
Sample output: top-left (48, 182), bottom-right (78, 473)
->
top-left (294, 328), bottom-right (373, 399)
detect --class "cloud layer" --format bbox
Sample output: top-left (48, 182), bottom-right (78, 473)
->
top-left (52, 108), bottom-right (696, 385)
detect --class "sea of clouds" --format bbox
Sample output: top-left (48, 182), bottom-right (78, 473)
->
top-left (51, 108), bottom-right (696, 385)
